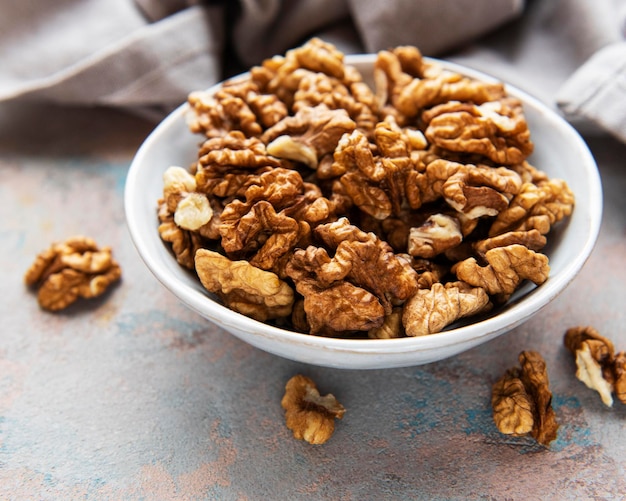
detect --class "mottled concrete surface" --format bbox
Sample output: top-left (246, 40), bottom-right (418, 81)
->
top-left (1, 103), bottom-right (625, 500)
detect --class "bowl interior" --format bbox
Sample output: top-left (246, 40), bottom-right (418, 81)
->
top-left (125, 55), bottom-right (602, 369)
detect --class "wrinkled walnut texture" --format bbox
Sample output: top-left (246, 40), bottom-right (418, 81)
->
top-left (492, 351), bottom-right (559, 446)
top-left (281, 374), bottom-right (345, 444)
top-left (155, 37), bottom-right (574, 338)
top-left (564, 326), bottom-right (626, 406)
top-left (24, 236), bottom-right (121, 311)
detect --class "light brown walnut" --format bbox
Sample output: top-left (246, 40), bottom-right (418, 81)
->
top-left (564, 326), bottom-right (626, 406)
top-left (194, 249), bottom-right (294, 322)
top-left (187, 77), bottom-right (288, 138)
top-left (313, 218), bottom-right (419, 314)
top-left (374, 46), bottom-right (504, 120)
top-left (492, 351), bottom-right (559, 446)
top-left (250, 38), bottom-right (350, 109)
top-left (489, 178), bottom-right (574, 237)
top-left (453, 244), bottom-right (550, 296)
top-left (187, 83), bottom-right (261, 139)
top-left (368, 307), bottom-right (405, 339)
top-left (162, 166), bottom-right (214, 231)
top-left (473, 229), bottom-right (547, 258)
top-left (292, 71), bottom-right (378, 135)
top-left (24, 236), bottom-right (121, 311)
top-left (157, 201), bottom-right (207, 270)
top-left (402, 281), bottom-right (490, 336)
top-left (285, 245), bottom-right (386, 335)
top-left (281, 374), bottom-right (345, 445)
top-left (396, 69), bottom-right (504, 119)
top-left (423, 98), bottom-right (533, 165)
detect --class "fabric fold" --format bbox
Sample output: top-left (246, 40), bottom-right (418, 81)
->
top-left (557, 42), bottom-right (626, 143)
top-left (1, 0), bottom-right (625, 144)
top-left (0, 5), bottom-right (224, 110)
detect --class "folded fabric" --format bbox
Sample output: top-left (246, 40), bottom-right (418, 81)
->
top-left (0, 0), bottom-right (625, 144)
top-left (0, 0), bottom-right (522, 115)
top-left (0, 1), bottom-right (223, 115)
top-left (557, 42), bottom-right (626, 143)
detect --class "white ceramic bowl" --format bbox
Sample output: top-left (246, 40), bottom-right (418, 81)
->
top-left (125, 55), bottom-right (602, 369)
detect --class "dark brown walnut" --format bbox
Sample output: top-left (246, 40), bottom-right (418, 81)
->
top-left (219, 200), bottom-right (302, 273)
top-left (263, 105), bottom-right (356, 169)
top-left (312, 218), bottom-right (419, 314)
top-left (453, 244), bottom-right (550, 296)
top-left (408, 257), bottom-right (449, 290)
top-left (285, 244), bottom-right (386, 335)
top-left (492, 351), bottom-right (559, 446)
top-left (24, 236), bottom-right (121, 311)
top-left (564, 326), bottom-right (626, 406)
top-left (281, 374), bottom-right (346, 445)
top-left (614, 352), bottom-right (626, 405)
top-left (194, 249), bottom-right (294, 322)
top-left (423, 98), bottom-right (533, 165)
top-left (402, 281), bottom-right (491, 336)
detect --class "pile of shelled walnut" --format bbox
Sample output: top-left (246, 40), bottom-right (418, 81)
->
top-left (157, 38), bottom-right (574, 339)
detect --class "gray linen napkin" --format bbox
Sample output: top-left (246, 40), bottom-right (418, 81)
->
top-left (1, 0), bottom-right (625, 143)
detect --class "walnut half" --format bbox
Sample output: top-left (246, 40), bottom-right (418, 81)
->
top-left (194, 249), bottom-right (294, 322)
top-left (564, 326), bottom-right (626, 406)
top-left (281, 374), bottom-right (346, 444)
top-left (24, 236), bottom-right (122, 311)
top-left (492, 351), bottom-right (559, 446)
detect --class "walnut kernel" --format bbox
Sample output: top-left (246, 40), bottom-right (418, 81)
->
top-left (281, 374), bottom-right (345, 444)
top-left (492, 351), bottom-right (559, 446)
top-left (24, 236), bottom-right (121, 311)
top-left (564, 326), bottom-right (626, 406)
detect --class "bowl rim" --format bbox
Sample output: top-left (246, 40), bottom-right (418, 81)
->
top-left (125, 53), bottom-right (603, 356)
